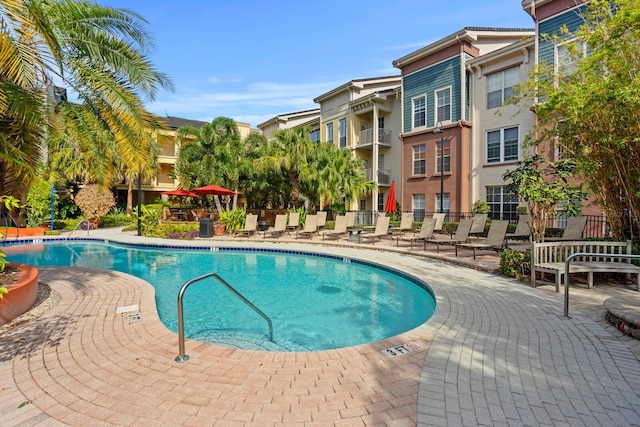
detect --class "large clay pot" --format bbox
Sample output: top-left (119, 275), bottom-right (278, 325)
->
top-left (213, 223), bottom-right (226, 236)
top-left (0, 263), bottom-right (39, 326)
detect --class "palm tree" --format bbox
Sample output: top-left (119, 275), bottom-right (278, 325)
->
top-left (310, 142), bottom-right (376, 210)
top-left (255, 127), bottom-right (313, 208)
top-left (0, 0), bottom-right (173, 199)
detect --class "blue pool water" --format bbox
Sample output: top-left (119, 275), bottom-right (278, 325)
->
top-left (6, 241), bottom-right (435, 351)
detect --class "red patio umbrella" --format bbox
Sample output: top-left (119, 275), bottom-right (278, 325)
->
top-left (191, 184), bottom-right (238, 196)
top-left (161, 189), bottom-right (200, 198)
top-left (385, 181), bottom-right (397, 213)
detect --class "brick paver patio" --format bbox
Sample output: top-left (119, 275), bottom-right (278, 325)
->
top-left (1, 229), bottom-right (639, 426)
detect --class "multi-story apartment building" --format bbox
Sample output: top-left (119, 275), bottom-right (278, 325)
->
top-left (114, 116), bottom-right (256, 203)
top-left (392, 27), bottom-right (535, 220)
top-left (521, 0), bottom-right (602, 222)
top-left (467, 36), bottom-right (536, 221)
top-left (257, 109), bottom-right (321, 141)
top-left (313, 76), bottom-right (402, 213)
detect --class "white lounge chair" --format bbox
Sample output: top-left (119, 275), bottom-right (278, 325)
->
top-left (296, 215), bottom-right (317, 239)
top-left (432, 213), bottom-right (446, 231)
top-left (264, 214), bottom-right (287, 238)
top-left (235, 214), bottom-right (257, 237)
top-left (424, 219), bottom-right (473, 252)
top-left (395, 218), bottom-right (437, 249)
top-left (390, 211), bottom-right (414, 235)
top-left (321, 215), bottom-right (347, 240)
top-left (359, 216), bottom-right (391, 244)
top-left (469, 213), bottom-right (488, 238)
top-left (286, 212), bottom-right (300, 234)
top-left (545, 216), bottom-right (588, 242)
top-left (456, 220), bottom-right (509, 259)
top-left (316, 211), bottom-right (327, 230)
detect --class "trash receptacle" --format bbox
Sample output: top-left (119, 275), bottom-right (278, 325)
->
top-left (199, 218), bottom-right (213, 238)
top-left (258, 221), bottom-right (270, 231)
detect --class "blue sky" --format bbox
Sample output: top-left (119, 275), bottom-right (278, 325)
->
top-left (100, 0), bottom-right (534, 128)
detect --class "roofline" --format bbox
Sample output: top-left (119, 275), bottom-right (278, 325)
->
top-left (466, 36), bottom-right (535, 66)
top-left (256, 108), bottom-right (320, 129)
top-left (313, 75), bottom-right (401, 103)
top-left (392, 27), bottom-right (535, 69)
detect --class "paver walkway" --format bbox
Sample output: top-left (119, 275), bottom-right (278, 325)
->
top-left (1, 229), bottom-right (639, 426)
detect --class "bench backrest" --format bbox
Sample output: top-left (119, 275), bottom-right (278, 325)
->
top-left (532, 241), bottom-right (633, 265)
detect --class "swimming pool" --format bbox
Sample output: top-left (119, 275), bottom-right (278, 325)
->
top-left (5, 240), bottom-right (436, 351)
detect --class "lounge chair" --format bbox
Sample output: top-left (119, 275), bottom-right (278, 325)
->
top-left (359, 216), bottom-right (391, 244)
top-left (545, 216), bottom-right (588, 242)
top-left (235, 214), bottom-right (257, 237)
top-left (505, 214), bottom-right (531, 245)
top-left (395, 218), bottom-right (436, 249)
top-left (432, 213), bottom-right (446, 231)
top-left (345, 212), bottom-right (357, 230)
top-left (321, 215), bottom-right (348, 240)
top-left (469, 213), bottom-right (488, 238)
top-left (455, 220), bottom-right (509, 259)
top-left (296, 215), bottom-right (317, 239)
top-left (316, 211), bottom-right (327, 230)
top-left (424, 219), bottom-right (473, 252)
top-left (286, 212), bottom-right (300, 234)
top-left (390, 211), bottom-right (414, 235)
top-left (264, 214), bottom-right (287, 238)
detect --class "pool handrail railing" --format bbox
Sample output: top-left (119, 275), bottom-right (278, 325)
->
top-left (175, 272), bottom-right (274, 363)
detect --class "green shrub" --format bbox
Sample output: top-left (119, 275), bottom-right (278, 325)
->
top-left (325, 220), bottom-right (335, 230)
top-left (471, 200), bottom-right (491, 214)
top-left (499, 249), bottom-right (531, 279)
top-left (99, 208), bottom-right (134, 228)
top-left (26, 179), bottom-right (51, 227)
top-left (157, 222), bottom-right (199, 239)
top-left (138, 204), bottom-right (162, 236)
top-left (219, 208), bottom-right (246, 233)
top-left (544, 227), bottom-right (564, 238)
top-left (44, 230), bottom-right (61, 236)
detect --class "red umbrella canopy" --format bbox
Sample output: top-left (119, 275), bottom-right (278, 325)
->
top-left (191, 184), bottom-right (238, 196)
top-left (161, 189), bottom-right (200, 198)
top-left (385, 181), bottom-right (397, 213)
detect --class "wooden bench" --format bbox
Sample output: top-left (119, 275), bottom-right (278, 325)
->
top-left (532, 240), bottom-right (640, 292)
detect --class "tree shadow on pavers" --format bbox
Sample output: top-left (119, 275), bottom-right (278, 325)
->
top-left (0, 312), bottom-right (80, 363)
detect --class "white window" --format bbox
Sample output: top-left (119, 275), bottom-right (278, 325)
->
top-left (412, 95), bottom-right (426, 129)
top-left (413, 144), bottom-right (425, 175)
top-left (486, 186), bottom-right (518, 220)
top-left (339, 118), bottom-right (347, 148)
top-left (487, 127), bottom-right (519, 163)
top-left (555, 38), bottom-right (586, 77)
top-left (435, 193), bottom-right (450, 217)
top-left (378, 193), bottom-right (384, 211)
top-left (309, 128), bottom-right (320, 143)
top-left (436, 140), bottom-right (451, 173)
top-left (326, 122), bottom-right (334, 144)
top-left (435, 88), bottom-right (451, 122)
top-left (412, 194), bottom-right (425, 211)
top-left (487, 67), bottom-right (519, 109)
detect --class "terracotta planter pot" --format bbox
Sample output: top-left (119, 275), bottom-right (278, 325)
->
top-left (0, 263), bottom-right (39, 326)
top-left (1, 227), bottom-right (45, 238)
top-left (213, 223), bottom-right (226, 236)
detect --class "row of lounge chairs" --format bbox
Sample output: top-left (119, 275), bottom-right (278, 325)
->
top-left (233, 211), bottom-right (589, 260)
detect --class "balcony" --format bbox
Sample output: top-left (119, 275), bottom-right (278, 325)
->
top-left (356, 128), bottom-right (392, 150)
top-left (366, 169), bottom-right (391, 186)
top-left (158, 145), bottom-right (176, 157)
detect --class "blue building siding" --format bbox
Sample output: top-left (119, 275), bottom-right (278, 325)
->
top-left (402, 56), bottom-right (462, 133)
top-left (538, 4), bottom-right (587, 67)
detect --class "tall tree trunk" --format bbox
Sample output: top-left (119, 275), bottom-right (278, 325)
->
top-left (126, 180), bottom-right (134, 216)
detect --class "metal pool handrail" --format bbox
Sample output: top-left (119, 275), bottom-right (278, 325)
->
top-left (64, 219), bottom-right (91, 241)
top-left (175, 272), bottom-right (274, 363)
top-left (564, 252), bottom-right (640, 318)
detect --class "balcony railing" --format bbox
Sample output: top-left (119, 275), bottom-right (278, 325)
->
top-left (158, 145), bottom-right (176, 157)
top-left (366, 169), bottom-right (391, 185)
top-left (357, 128), bottom-right (392, 148)
top-left (157, 174), bottom-right (175, 185)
